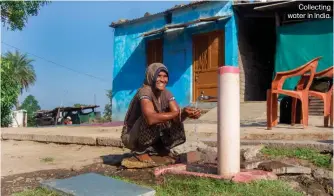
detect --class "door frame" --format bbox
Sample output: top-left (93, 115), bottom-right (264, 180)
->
top-left (146, 38), bottom-right (164, 67)
top-left (191, 30), bottom-right (225, 102)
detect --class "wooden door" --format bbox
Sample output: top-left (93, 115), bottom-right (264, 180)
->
top-left (192, 31), bottom-right (225, 102)
top-left (146, 38), bottom-right (163, 66)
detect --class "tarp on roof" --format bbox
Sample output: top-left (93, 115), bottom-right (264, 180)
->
top-left (274, 18), bottom-right (333, 91)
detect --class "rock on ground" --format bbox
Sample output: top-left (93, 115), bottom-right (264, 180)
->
top-left (312, 168), bottom-right (333, 195)
top-left (172, 141), bottom-right (218, 164)
top-left (198, 146), bottom-right (217, 164)
top-left (281, 175), bottom-right (330, 196)
top-left (171, 141), bottom-right (208, 155)
top-left (241, 145), bottom-right (265, 161)
top-left (307, 183), bottom-right (330, 196)
top-left (312, 168), bottom-right (333, 180)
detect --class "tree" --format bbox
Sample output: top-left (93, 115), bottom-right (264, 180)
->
top-left (3, 50), bottom-right (36, 109)
top-left (1, 1), bottom-right (50, 31)
top-left (1, 57), bottom-right (21, 127)
top-left (103, 90), bottom-right (112, 122)
top-left (20, 95), bottom-right (41, 127)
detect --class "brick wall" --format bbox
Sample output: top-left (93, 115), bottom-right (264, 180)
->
top-left (238, 49), bottom-right (270, 102)
top-left (239, 50), bottom-right (245, 102)
top-left (238, 32), bottom-right (275, 102)
top-left (237, 15), bottom-right (276, 102)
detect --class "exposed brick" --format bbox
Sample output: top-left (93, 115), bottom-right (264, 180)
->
top-left (179, 151), bottom-right (201, 164)
top-left (237, 15), bottom-right (276, 103)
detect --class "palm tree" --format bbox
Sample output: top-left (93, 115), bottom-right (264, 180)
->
top-left (3, 50), bottom-right (36, 109)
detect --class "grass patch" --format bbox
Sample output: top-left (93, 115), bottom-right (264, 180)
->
top-left (40, 157), bottom-right (54, 163)
top-left (13, 176), bottom-right (302, 196)
top-left (12, 187), bottom-right (58, 196)
top-left (261, 147), bottom-right (332, 168)
top-left (154, 175), bottom-right (302, 196)
top-left (13, 175), bottom-right (303, 196)
top-left (14, 175), bottom-right (302, 196)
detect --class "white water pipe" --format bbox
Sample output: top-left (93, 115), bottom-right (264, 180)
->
top-left (217, 66), bottom-right (240, 177)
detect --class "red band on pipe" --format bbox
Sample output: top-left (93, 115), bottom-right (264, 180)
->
top-left (218, 66), bottom-right (239, 75)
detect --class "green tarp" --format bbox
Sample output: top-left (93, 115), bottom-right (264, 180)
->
top-left (274, 18), bottom-right (333, 91)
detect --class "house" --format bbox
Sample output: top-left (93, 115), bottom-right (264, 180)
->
top-left (110, 0), bottom-right (333, 121)
top-left (234, 1), bottom-right (333, 115)
top-left (110, 1), bottom-right (239, 121)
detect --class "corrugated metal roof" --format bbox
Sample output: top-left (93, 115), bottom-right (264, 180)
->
top-left (109, 1), bottom-right (211, 28)
top-left (142, 14), bottom-right (232, 37)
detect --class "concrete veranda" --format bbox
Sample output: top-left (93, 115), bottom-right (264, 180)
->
top-left (1, 102), bottom-right (333, 147)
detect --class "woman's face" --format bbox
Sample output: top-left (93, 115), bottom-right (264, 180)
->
top-left (155, 71), bottom-right (168, 91)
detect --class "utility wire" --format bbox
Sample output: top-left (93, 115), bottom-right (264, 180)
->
top-left (1, 41), bottom-right (110, 83)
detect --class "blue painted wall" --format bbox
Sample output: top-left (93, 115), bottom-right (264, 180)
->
top-left (112, 1), bottom-right (238, 121)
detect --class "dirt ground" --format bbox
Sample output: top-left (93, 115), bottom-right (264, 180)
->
top-left (1, 162), bottom-right (156, 196)
top-left (1, 140), bottom-right (139, 195)
top-left (1, 140), bottom-right (129, 177)
top-left (1, 140), bottom-right (332, 196)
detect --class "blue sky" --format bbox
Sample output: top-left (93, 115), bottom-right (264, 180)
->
top-left (1, 1), bottom-right (188, 111)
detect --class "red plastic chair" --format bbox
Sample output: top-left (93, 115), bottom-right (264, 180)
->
top-left (330, 93), bottom-right (333, 127)
top-left (267, 57), bottom-right (321, 130)
top-left (296, 66), bottom-right (333, 127)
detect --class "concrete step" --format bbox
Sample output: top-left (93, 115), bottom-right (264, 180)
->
top-left (309, 97), bottom-right (324, 116)
top-left (2, 123), bottom-right (332, 148)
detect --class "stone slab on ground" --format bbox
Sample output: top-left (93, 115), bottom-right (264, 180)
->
top-left (40, 173), bottom-right (156, 196)
top-left (258, 161), bottom-right (312, 175)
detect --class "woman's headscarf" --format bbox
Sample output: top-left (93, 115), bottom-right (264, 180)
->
top-left (141, 63), bottom-right (170, 112)
top-left (143, 63), bottom-right (169, 88)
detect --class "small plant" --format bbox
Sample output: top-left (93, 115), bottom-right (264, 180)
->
top-left (40, 157), bottom-right (54, 163)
